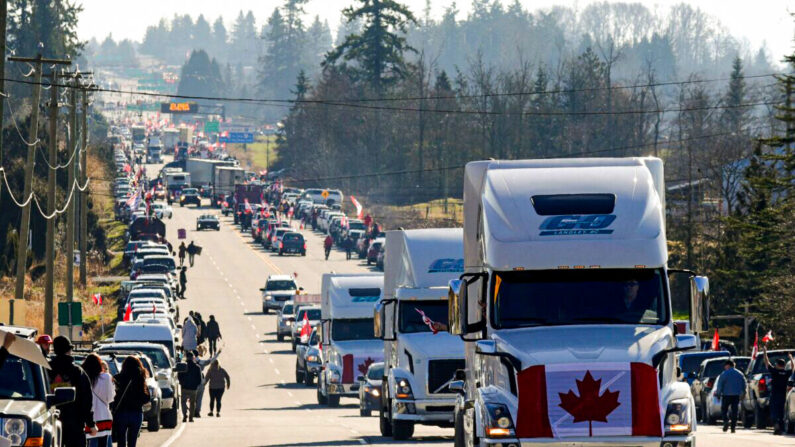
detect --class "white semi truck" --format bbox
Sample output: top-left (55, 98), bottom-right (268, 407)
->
top-left (317, 273), bottom-right (384, 408)
top-left (447, 158), bottom-right (709, 447)
top-left (374, 228), bottom-right (465, 440)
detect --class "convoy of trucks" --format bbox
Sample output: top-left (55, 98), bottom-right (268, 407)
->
top-left (443, 157), bottom-right (708, 447)
top-left (131, 125), bottom-right (146, 144)
top-left (214, 166), bottom-right (246, 204)
top-left (184, 158), bottom-right (238, 191)
top-left (162, 128), bottom-right (180, 150)
top-left (317, 273), bottom-right (384, 408)
top-left (375, 228), bottom-right (465, 440)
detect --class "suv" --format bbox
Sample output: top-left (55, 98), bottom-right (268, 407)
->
top-left (180, 188), bottom-right (201, 207)
top-left (278, 232), bottom-right (306, 256)
top-left (0, 329), bottom-right (76, 447)
top-left (741, 349), bottom-right (795, 428)
top-left (276, 301), bottom-right (296, 341)
top-left (260, 275), bottom-right (299, 313)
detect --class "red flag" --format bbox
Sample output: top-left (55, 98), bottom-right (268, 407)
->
top-left (152, 303), bottom-right (156, 314)
top-left (123, 303), bottom-right (132, 321)
top-left (711, 329), bottom-right (719, 351)
top-left (92, 293), bottom-right (102, 305)
top-left (350, 196), bottom-right (364, 219)
top-left (415, 308), bottom-right (438, 334)
top-left (762, 330), bottom-right (774, 343)
top-left (244, 199), bottom-right (253, 214)
top-left (299, 312), bottom-right (311, 342)
top-left (751, 332), bottom-right (759, 359)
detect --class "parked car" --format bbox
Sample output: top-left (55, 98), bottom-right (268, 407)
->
top-left (375, 244), bottom-right (385, 270)
top-left (278, 232), bottom-right (306, 256)
top-left (196, 214), bottom-right (220, 231)
top-left (295, 326), bottom-right (322, 386)
top-left (180, 188), bottom-right (201, 207)
top-left (276, 301), bottom-right (296, 341)
top-left (741, 349), bottom-right (795, 428)
top-left (692, 356), bottom-right (750, 423)
top-left (358, 362), bottom-right (384, 417)
top-left (261, 275), bottom-right (299, 313)
top-left (677, 351), bottom-right (731, 385)
top-left (786, 385), bottom-right (795, 434)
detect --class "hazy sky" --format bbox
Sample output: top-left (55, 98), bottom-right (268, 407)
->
top-left (78, 0), bottom-right (794, 62)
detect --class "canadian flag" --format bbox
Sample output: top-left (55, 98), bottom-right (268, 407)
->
top-left (516, 363), bottom-right (662, 438)
top-left (342, 354), bottom-right (384, 383)
top-left (711, 329), bottom-right (720, 351)
top-left (244, 199), bottom-right (253, 214)
top-left (350, 196), bottom-right (364, 220)
top-left (762, 330), bottom-right (775, 344)
top-left (751, 332), bottom-right (759, 360)
top-left (92, 293), bottom-right (103, 305)
top-left (123, 303), bottom-right (132, 321)
top-left (299, 312), bottom-right (311, 343)
top-left (415, 308), bottom-right (438, 334)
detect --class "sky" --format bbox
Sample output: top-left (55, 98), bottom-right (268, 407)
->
top-left (78, 0), bottom-right (794, 62)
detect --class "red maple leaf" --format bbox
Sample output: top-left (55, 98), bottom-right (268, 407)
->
top-left (358, 357), bottom-right (375, 376)
top-left (558, 370), bottom-right (621, 437)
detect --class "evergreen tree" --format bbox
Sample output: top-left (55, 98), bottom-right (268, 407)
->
top-left (212, 17), bottom-right (228, 57)
top-left (324, 0), bottom-right (418, 92)
top-left (177, 50), bottom-right (225, 101)
top-left (306, 16), bottom-right (333, 71)
top-left (193, 14), bottom-right (213, 52)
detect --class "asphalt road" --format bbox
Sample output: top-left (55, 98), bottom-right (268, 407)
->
top-left (132, 160), bottom-right (792, 447)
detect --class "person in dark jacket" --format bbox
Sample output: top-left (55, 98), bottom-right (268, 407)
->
top-left (187, 241), bottom-right (198, 266)
top-left (177, 351), bottom-right (203, 422)
top-left (344, 235), bottom-right (354, 260)
top-left (113, 356), bottom-right (150, 447)
top-left (205, 315), bottom-right (222, 356)
top-left (0, 331), bottom-right (14, 368)
top-left (762, 346), bottom-right (795, 434)
top-left (178, 242), bottom-right (186, 266)
top-left (195, 312), bottom-right (207, 346)
top-left (205, 360), bottom-right (230, 417)
top-left (179, 267), bottom-right (187, 299)
top-left (49, 336), bottom-right (97, 447)
top-left (716, 359), bottom-right (745, 433)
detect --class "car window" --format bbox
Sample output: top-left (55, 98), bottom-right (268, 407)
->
top-left (367, 364), bottom-right (384, 380)
top-left (297, 308), bottom-right (321, 320)
top-left (0, 356), bottom-right (38, 399)
top-left (282, 304), bottom-right (294, 314)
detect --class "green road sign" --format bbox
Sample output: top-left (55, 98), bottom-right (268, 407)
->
top-left (57, 302), bottom-right (82, 326)
top-left (205, 121), bottom-right (220, 133)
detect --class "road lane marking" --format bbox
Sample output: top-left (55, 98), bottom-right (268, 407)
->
top-left (161, 418), bottom-right (186, 447)
top-left (274, 368), bottom-right (280, 375)
top-left (357, 439), bottom-right (366, 445)
top-left (247, 316), bottom-right (252, 321)
top-left (251, 324), bottom-right (256, 330)
top-left (269, 358), bottom-right (274, 364)
top-left (287, 391), bottom-right (293, 397)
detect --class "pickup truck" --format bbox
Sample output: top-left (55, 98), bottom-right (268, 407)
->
top-left (741, 349), bottom-right (795, 429)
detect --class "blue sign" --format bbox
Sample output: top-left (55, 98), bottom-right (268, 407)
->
top-left (219, 132), bottom-right (255, 144)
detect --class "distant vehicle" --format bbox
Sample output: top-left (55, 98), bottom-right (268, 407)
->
top-left (260, 274), bottom-right (299, 313)
top-left (196, 214), bottom-right (220, 231)
top-left (741, 349), bottom-right (795, 429)
top-left (276, 301), bottom-right (296, 341)
top-left (278, 232), bottom-right (306, 256)
top-left (0, 327), bottom-right (75, 447)
top-left (180, 188), bottom-right (201, 207)
top-left (367, 239), bottom-right (384, 265)
top-left (358, 362), bottom-right (384, 417)
top-left (267, 228), bottom-right (291, 252)
top-left (786, 384), bottom-right (795, 434)
top-left (678, 351), bottom-right (731, 385)
top-left (691, 356), bottom-right (750, 423)
top-left (150, 202), bottom-right (172, 219)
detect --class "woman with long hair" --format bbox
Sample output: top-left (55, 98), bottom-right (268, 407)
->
top-left (82, 354), bottom-right (115, 447)
top-left (112, 356), bottom-right (150, 447)
top-left (205, 360), bottom-right (230, 417)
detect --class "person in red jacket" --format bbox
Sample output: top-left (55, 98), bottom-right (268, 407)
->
top-left (324, 235), bottom-right (333, 260)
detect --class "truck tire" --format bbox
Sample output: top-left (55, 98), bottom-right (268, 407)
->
top-left (360, 408), bottom-right (371, 417)
top-left (317, 384), bottom-right (328, 405)
top-left (278, 333), bottom-right (284, 341)
top-left (454, 409), bottom-right (466, 447)
top-left (379, 406), bottom-right (392, 437)
top-left (147, 407), bottom-right (161, 432)
top-left (304, 368), bottom-right (314, 386)
top-left (162, 404), bottom-right (179, 429)
top-left (754, 403), bottom-right (767, 429)
top-left (327, 394), bottom-right (340, 407)
top-left (391, 419), bottom-right (414, 440)
top-left (741, 406), bottom-right (753, 428)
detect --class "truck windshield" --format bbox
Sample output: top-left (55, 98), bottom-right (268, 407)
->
top-left (492, 269), bottom-right (667, 328)
top-left (399, 301), bottom-right (448, 333)
top-left (332, 319), bottom-right (376, 341)
top-left (0, 356), bottom-right (39, 399)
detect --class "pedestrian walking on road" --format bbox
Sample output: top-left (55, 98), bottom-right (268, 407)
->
top-left (206, 360), bottom-right (231, 417)
top-left (187, 241), bottom-right (198, 266)
top-left (194, 348), bottom-right (221, 418)
top-left (83, 354), bottom-right (115, 447)
top-left (762, 346), bottom-right (794, 434)
top-left (206, 315), bottom-right (222, 356)
top-left (112, 356), bottom-right (150, 447)
top-left (324, 234), bottom-right (333, 260)
top-left (182, 315), bottom-right (198, 352)
top-left (344, 235), bottom-right (354, 260)
top-left (179, 266), bottom-right (187, 299)
top-left (178, 351), bottom-right (203, 423)
top-left (178, 242), bottom-right (186, 266)
top-left (49, 336), bottom-right (97, 447)
top-left (716, 359), bottom-right (745, 433)
top-left (196, 312), bottom-right (208, 346)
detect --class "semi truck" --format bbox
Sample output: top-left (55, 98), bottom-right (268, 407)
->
top-left (317, 273), bottom-right (384, 408)
top-left (131, 125), bottom-right (146, 144)
top-left (375, 228), bottom-right (465, 440)
top-left (162, 128), bottom-right (180, 151)
top-left (184, 158), bottom-right (236, 191)
top-left (214, 166), bottom-right (246, 206)
top-left (178, 126), bottom-right (193, 144)
top-left (446, 157), bottom-right (709, 447)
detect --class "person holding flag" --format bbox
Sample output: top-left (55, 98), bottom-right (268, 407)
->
top-left (761, 343), bottom-right (794, 434)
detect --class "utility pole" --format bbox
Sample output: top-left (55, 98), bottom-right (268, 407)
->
top-left (9, 55), bottom-right (70, 321)
top-left (0, 0), bottom-right (8, 202)
top-left (65, 73), bottom-right (78, 320)
top-left (44, 70), bottom-right (61, 335)
top-left (79, 87), bottom-right (90, 286)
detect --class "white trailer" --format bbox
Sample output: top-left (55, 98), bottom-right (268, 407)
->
top-left (374, 228), bottom-right (465, 440)
top-left (447, 158), bottom-right (709, 447)
top-left (316, 273), bottom-right (384, 408)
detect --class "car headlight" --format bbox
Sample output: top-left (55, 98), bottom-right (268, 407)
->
top-left (2, 417), bottom-right (28, 446)
top-left (484, 402), bottom-right (516, 438)
top-left (306, 354), bottom-right (319, 363)
top-left (368, 386), bottom-right (380, 397)
top-left (664, 398), bottom-right (692, 435)
top-left (395, 378), bottom-right (413, 399)
top-left (285, 320), bottom-right (292, 326)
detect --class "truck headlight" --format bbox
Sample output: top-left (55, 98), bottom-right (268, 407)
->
top-left (395, 378), bottom-right (413, 399)
top-left (664, 398), bottom-right (692, 435)
top-left (285, 320), bottom-right (292, 326)
top-left (306, 354), bottom-right (319, 363)
top-left (484, 403), bottom-right (516, 438)
top-left (2, 417), bottom-right (27, 446)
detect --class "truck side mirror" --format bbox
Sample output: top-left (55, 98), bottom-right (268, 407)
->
top-left (668, 270), bottom-right (710, 337)
top-left (449, 274), bottom-right (486, 339)
top-left (357, 375), bottom-right (365, 382)
top-left (373, 302), bottom-right (384, 339)
top-left (448, 380), bottom-right (465, 395)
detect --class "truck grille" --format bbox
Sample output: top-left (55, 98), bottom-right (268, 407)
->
top-left (427, 359), bottom-right (465, 395)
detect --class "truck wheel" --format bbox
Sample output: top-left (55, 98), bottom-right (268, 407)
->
top-left (147, 407), bottom-right (161, 432)
top-left (262, 306), bottom-right (269, 314)
top-left (317, 384), bottom-right (328, 405)
top-left (327, 394), bottom-right (340, 407)
top-left (454, 408), bottom-right (466, 447)
top-left (360, 408), bottom-right (371, 417)
top-left (379, 406), bottom-right (392, 436)
top-left (754, 403), bottom-right (767, 429)
top-left (304, 368), bottom-right (314, 386)
top-left (786, 411), bottom-right (795, 434)
top-left (391, 419), bottom-right (414, 440)
top-left (161, 405), bottom-right (179, 428)
top-left (741, 406), bottom-right (753, 428)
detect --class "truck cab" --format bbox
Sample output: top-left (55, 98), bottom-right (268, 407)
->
top-left (374, 228), bottom-right (466, 440)
top-left (447, 158), bottom-right (708, 447)
top-left (317, 273), bottom-right (383, 408)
